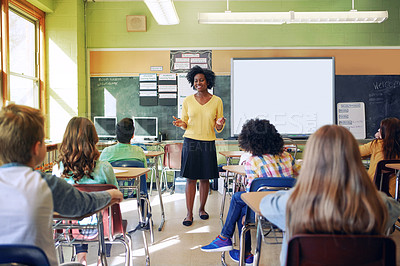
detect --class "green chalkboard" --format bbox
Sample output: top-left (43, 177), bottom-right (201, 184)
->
top-left (90, 76), bottom-right (231, 140)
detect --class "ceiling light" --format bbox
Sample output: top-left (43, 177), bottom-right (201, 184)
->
top-left (144, 0), bottom-right (180, 25)
top-left (198, 0), bottom-right (388, 24)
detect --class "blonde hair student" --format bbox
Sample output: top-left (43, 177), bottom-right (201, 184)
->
top-left (0, 105), bottom-right (122, 266)
top-left (260, 125), bottom-right (400, 266)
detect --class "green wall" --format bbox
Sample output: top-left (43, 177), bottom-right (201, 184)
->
top-left (86, 0), bottom-right (400, 48)
top-left (46, 0), bottom-right (87, 140)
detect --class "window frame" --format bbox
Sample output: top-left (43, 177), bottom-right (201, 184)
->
top-left (1, 0), bottom-right (46, 111)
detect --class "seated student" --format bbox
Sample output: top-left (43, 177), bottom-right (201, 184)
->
top-left (99, 117), bottom-right (148, 198)
top-left (359, 118), bottom-right (400, 195)
top-left (0, 104), bottom-right (123, 266)
top-left (261, 125), bottom-right (400, 266)
top-left (53, 117), bottom-right (119, 265)
top-left (201, 119), bottom-right (299, 264)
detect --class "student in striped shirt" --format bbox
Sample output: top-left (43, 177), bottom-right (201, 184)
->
top-left (201, 119), bottom-right (299, 264)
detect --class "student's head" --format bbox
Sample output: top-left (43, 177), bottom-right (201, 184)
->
top-left (58, 117), bottom-right (100, 182)
top-left (116, 118), bottom-right (134, 144)
top-left (379, 117), bottom-right (400, 159)
top-left (0, 104), bottom-right (45, 166)
top-left (287, 125), bottom-right (387, 238)
top-left (186, 65), bottom-right (215, 90)
top-left (238, 118), bottom-right (283, 156)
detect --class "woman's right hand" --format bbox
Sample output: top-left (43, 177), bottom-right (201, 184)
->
top-left (172, 116), bottom-right (187, 129)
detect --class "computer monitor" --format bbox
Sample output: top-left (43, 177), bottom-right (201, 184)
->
top-left (133, 117), bottom-right (158, 141)
top-left (93, 116), bottom-right (117, 139)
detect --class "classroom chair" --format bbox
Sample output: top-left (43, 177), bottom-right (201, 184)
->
top-left (53, 184), bottom-right (133, 266)
top-left (240, 177), bottom-right (296, 266)
top-left (373, 159), bottom-right (400, 232)
top-left (286, 234), bottom-right (396, 266)
top-left (0, 244), bottom-right (50, 266)
top-left (160, 143), bottom-right (183, 194)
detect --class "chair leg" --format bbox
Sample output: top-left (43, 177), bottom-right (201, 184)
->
top-left (149, 167), bottom-right (155, 196)
top-left (221, 251), bottom-right (228, 266)
top-left (240, 224), bottom-right (255, 266)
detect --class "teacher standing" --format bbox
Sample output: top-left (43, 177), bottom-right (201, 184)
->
top-left (173, 65), bottom-right (226, 226)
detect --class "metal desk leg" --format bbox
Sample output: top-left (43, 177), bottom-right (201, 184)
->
top-left (155, 155), bottom-right (165, 231)
top-left (97, 212), bottom-right (108, 266)
top-left (254, 215), bottom-right (262, 266)
top-left (135, 178), bottom-right (150, 264)
top-left (220, 170), bottom-right (228, 228)
top-left (219, 157), bottom-right (232, 228)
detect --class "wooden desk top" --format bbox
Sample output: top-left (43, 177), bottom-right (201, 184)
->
top-left (222, 165), bottom-right (246, 176)
top-left (219, 150), bottom-right (245, 158)
top-left (241, 191), bottom-right (276, 215)
top-left (386, 163), bottom-right (400, 171)
top-left (113, 167), bottom-right (150, 179)
top-left (145, 150), bottom-right (164, 157)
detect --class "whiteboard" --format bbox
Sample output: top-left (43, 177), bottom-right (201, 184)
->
top-left (231, 58), bottom-right (335, 137)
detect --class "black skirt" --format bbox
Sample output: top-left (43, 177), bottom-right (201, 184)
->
top-left (180, 137), bottom-right (219, 180)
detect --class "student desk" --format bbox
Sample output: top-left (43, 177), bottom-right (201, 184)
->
top-left (241, 191), bottom-right (276, 266)
top-left (144, 151), bottom-right (166, 231)
top-left (114, 167), bottom-right (151, 263)
top-left (219, 150), bottom-right (245, 165)
top-left (53, 208), bottom-right (109, 265)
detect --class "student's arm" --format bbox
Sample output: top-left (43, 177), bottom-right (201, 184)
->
top-left (102, 161), bottom-right (119, 189)
top-left (290, 154), bottom-right (301, 177)
top-left (244, 158), bottom-right (259, 188)
top-left (359, 141), bottom-right (373, 157)
top-left (42, 173), bottom-right (121, 217)
top-left (259, 190), bottom-right (291, 231)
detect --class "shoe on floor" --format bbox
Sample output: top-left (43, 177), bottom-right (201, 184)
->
top-left (229, 249), bottom-right (254, 266)
top-left (199, 211), bottom-right (209, 220)
top-left (182, 218), bottom-right (193, 226)
top-left (201, 235), bottom-right (233, 252)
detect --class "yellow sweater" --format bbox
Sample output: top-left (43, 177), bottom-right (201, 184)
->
top-left (359, 139), bottom-right (398, 196)
top-left (181, 95), bottom-right (224, 141)
top-left (359, 140), bottom-right (384, 181)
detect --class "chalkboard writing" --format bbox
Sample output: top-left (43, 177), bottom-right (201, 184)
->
top-left (335, 75), bottom-right (400, 138)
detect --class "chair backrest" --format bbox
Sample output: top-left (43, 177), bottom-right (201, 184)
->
top-left (250, 177), bottom-right (297, 192)
top-left (286, 234), bottom-right (396, 266)
top-left (373, 159), bottom-right (400, 197)
top-left (0, 244), bottom-right (50, 266)
top-left (73, 184), bottom-right (124, 241)
top-left (111, 160), bottom-right (145, 168)
top-left (163, 143), bottom-right (183, 169)
top-left (110, 160), bottom-right (147, 185)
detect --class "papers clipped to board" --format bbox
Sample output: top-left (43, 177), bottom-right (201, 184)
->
top-left (337, 102), bottom-right (366, 139)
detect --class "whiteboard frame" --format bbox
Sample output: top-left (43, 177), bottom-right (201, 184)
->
top-left (231, 57), bottom-right (335, 138)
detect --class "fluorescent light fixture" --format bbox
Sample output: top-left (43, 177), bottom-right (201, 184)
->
top-left (144, 0), bottom-right (180, 25)
top-left (199, 10), bottom-right (388, 24)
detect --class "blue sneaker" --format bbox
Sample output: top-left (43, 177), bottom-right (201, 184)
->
top-left (229, 249), bottom-right (254, 266)
top-left (201, 235), bottom-right (233, 252)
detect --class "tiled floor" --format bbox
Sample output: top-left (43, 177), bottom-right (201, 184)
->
top-left (63, 189), bottom-right (400, 266)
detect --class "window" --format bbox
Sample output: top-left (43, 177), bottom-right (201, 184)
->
top-left (9, 8), bottom-right (38, 107)
top-left (1, 0), bottom-right (45, 109)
